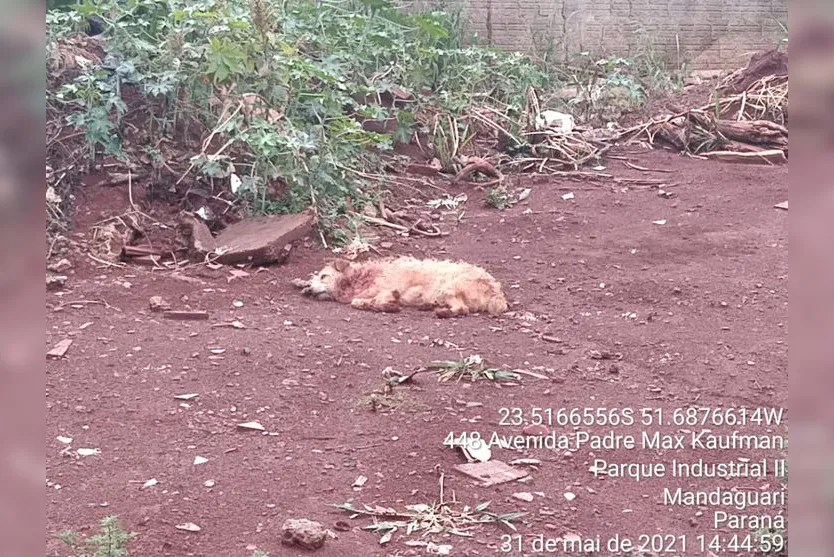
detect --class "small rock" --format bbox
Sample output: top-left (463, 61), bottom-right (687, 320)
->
top-left (213, 211), bottom-right (314, 265)
top-left (48, 258), bottom-right (73, 273)
top-left (47, 339), bottom-right (72, 359)
top-left (149, 296), bottom-right (171, 312)
top-left (522, 424), bottom-right (549, 436)
top-left (281, 518), bottom-right (327, 550)
top-left (379, 241), bottom-right (393, 249)
top-left (46, 274), bottom-right (67, 291)
top-left (512, 492), bottom-right (534, 502)
top-left (179, 213), bottom-right (217, 254)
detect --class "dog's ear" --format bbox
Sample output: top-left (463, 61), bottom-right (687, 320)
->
top-left (333, 259), bottom-right (350, 273)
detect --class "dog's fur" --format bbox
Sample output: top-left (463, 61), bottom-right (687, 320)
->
top-left (293, 256), bottom-right (508, 318)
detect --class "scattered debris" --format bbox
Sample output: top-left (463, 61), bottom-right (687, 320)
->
top-left (47, 339), bottom-right (73, 359)
top-left (163, 310), bottom-right (210, 321)
top-left (334, 490), bottom-right (524, 545)
top-left (281, 518), bottom-right (328, 550)
top-left (193, 456), bottom-right (209, 465)
top-left (141, 478), bottom-right (158, 489)
top-left (534, 110), bottom-right (575, 134)
top-left (589, 350), bottom-right (623, 361)
top-left (426, 193), bottom-right (467, 210)
top-left (620, 69), bottom-right (788, 158)
top-left (405, 541), bottom-right (453, 555)
top-left (179, 213), bottom-right (218, 255)
top-left (429, 354), bottom-right (520, 382)
top-left (720, 49), bottom-right (787, 95)
top-left (46, 274), bottom-right (68, 291)
top-left (175, 522), bottom-right (201, 532)
top-left (149, 296), bottom-right (171, 312)
top-left (774, 201), bottom-right (788, 210)
top-left (454, 156), bottom-right (502, 187)
top-left (703, 148), bottom-right (786, 165)
top-left (509, 458), bottom-right (542, 466)
top-left (76, 448), bottom-right (100, 457)
top-left (237, 421), bottom-right (265, 431)
top-left (512, 492), bottom-right (534, 502)
top-left (212, 320), bottom-right (247, 329)
top-left (47, 258), bottom-right (73, 273)
top-left (448, 435), bottom-right (492, 463)
top-left (174, 393), bottom-right (199, 401)
top-left (454, 460), bottom-right (529, 486)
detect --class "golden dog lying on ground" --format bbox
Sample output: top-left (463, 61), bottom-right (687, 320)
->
top-left (292, 256), bottom-right (508, 317)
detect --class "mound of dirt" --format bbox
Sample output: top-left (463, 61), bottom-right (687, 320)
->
top-left (722, 49), bottom-right (787, 94)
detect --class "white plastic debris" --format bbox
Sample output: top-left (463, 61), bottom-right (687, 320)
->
top-left (535, 110), bottom-right (575, 133)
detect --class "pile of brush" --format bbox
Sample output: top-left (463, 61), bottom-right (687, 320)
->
top-left (619, 51), bottom-right (788, 164)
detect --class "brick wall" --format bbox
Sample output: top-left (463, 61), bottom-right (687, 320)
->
top-left (399, 0), bottom-right (787, 71)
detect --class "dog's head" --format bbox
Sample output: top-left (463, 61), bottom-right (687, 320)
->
top-left (297, 259), bottom-right (351, 300)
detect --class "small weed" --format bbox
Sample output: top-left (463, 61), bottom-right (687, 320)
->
top-left (57, 515), bottom-right (136, 557)
top-left (46, 0), bottom-right (556, 242)
top-left (429, 354), bottom-right (520, 382)
top-left (484, 186), bottom-right (511, 209)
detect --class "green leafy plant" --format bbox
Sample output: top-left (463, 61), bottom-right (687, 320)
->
top-left (46, 0), bottom-right (669, 240)
top-left (57, 515), bottom-right (136, 557)
top-left (429, 354), bottom-right (520, 382)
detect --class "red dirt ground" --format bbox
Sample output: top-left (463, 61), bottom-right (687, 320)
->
top-left (46, 147), bottom-right (787, 556)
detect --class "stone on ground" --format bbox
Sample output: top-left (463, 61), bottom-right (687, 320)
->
top-left (281, 518), bottom-right (327, 550)
top-left (213, 210), bottom-right (314, 265)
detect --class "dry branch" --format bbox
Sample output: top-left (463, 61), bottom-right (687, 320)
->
top-left (702, 149), bottom-right (787, 165)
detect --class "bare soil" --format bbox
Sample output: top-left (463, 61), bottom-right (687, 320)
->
top-left (46, 147), bottom-right (787, 556)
